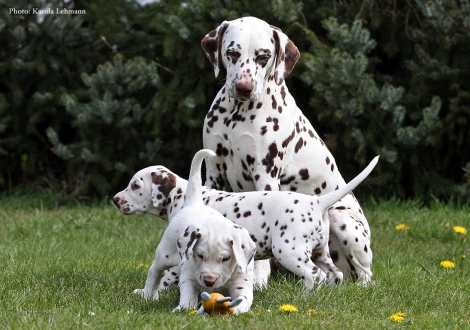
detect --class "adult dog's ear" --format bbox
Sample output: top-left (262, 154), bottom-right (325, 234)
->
top-left (270, 25), bottom-right (300, 85)
top-left (151, 171), bottom-right (176, 208)
top-left (177, 224), bottom-right (202, 262)
top-left (201, 21), bottom-right (229, 78)
top-left (230, 225), bottom-right (256, 273)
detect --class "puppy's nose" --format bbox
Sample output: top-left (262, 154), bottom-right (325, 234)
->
top-left (235, 81), bottom-right (253, 98)
top-left (112, 196), bottom-right (120, 208)
top-left (203, 279), bottom-right (216, 287)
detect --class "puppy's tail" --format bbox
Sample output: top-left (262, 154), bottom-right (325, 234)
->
top-left (184, 149), bottom-right (216, 207)
top-left (318, 156), bottom-right (379, 213)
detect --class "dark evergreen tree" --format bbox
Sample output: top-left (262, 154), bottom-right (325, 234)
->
top-left (295, 18), bottom-right (442, 198)
top-left (293, 0), bottom-right (470, 199)
top-left (0, 0), bottom-right (105, 194)
top-left (48, 54), bottom-right (161, 196)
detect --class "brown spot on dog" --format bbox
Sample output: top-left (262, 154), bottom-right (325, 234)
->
top-left (151, 172), bottom-right (176, 198)
top-left (294, 137), bottom-right (304, 153)
top-left (299, 169), bottom-right (309, 181)
top-left (261, 142), bottom-right (278, 174)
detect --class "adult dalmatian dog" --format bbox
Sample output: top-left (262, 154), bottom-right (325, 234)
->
top-left (133, 150), bottom-right (256, 314)
top-left (114, 149), bottom-right (379, 295)
top-left (201, 16), bottom-right (374, 283)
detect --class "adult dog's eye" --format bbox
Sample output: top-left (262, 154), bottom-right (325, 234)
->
top-left (197, 254), bottom-right (204, 260)
top-left (222, 256), bottom-right (231, 262)
top-left (255, 54), bottom-right (270, 65)
top-left (226, 50), bottom-right (240, 61)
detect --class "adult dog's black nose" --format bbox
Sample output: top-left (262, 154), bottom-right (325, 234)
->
top-left (235, 81), bottom-right (253, 98)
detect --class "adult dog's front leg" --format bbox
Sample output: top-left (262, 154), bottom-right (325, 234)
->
top-left (204, 157), bottom-right (232, 191)
top-left (329, 208), bottom-right (373, 284)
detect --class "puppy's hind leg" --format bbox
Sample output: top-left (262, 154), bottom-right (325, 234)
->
top-left (157, 266), bottom-right (180, 291)
top-left (311, 246), bottom-right (343, 287)
top-left (134, 245), bottom-right (179, 300)
top-left (273, 250), bottom-right (328, 290)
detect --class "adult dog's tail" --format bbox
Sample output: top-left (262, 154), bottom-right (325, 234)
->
top-left (318, 156), bottom-right (379, 213)
top-left (184, 149), bottom-right (216, 207)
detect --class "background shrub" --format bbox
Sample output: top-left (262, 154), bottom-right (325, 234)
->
top-left (1, 0), bottom-right (469, 200)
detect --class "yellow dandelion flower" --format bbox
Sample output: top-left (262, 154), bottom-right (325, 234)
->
top-left (389, 312), bottom-right (406, 322)
top-left (395, 223), bottom-right (410, 230)
top-left (139, 263), bottom-right (150, 269)
top-left (440, 260), bottom-right (455, 268)
top-left (278, 304), bottom-right (298, 313)
top-left (462, 255), bottom-right (466, 260)
top-left (453, 226), bottom-right (467, 235)
top-left (189, 310), bottom-right (198, 315)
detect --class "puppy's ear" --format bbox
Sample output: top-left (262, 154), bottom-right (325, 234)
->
top-left (201, 22), bottom-right (229, 78)
top-left (230, 225), bottom-right (256, 273)
top-left (177, 224), bottom-right (201, 263)
top-left (270, 25), bottom-right (300, 85)
top-left (151, 172), bottom-right (177, 208)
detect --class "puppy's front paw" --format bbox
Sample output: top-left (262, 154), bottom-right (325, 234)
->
top-left (172, 305), bottom-right (184, 313)
top-left (133, 288), bottom-right (159, 300)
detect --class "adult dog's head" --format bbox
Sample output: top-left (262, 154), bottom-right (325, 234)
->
top-left (201, 16), bottom-right (300, 101)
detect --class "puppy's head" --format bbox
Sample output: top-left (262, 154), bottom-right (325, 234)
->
top-left (177, 222), bottom-right (256, 289)
top-left (201, 16), bottom-right (299, 101)
top-left (112, 166), bottom-right (177, 218)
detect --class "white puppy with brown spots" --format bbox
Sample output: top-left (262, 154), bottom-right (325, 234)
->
top-left (133, 150), bottom-right (256, 314)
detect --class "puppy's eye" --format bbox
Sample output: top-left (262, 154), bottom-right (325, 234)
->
top-left (131, 182), bottom-right (140, 191)
top-left (197, 254), bottom-right (204, 260)
top-left (222, 256), bottom-right (231, 262)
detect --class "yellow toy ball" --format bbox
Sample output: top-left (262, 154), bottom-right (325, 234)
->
top-left (196, 292), bottom-right (243, 316)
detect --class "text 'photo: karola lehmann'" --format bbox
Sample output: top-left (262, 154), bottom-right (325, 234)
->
top-left (9, 7), bottom-right (86, 15)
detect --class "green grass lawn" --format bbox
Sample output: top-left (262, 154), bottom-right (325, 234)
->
top-left (1, 196), bottom-right (469, 329)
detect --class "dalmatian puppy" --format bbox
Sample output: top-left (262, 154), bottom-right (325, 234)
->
top-left (115, 149), bottom-right (379, 291)
top-left (132, 149), bottom-right (256, 314)
top-left (201, 16), bottom-right (374, 283)
top-left (113, 168), bottom-right (271, 292)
